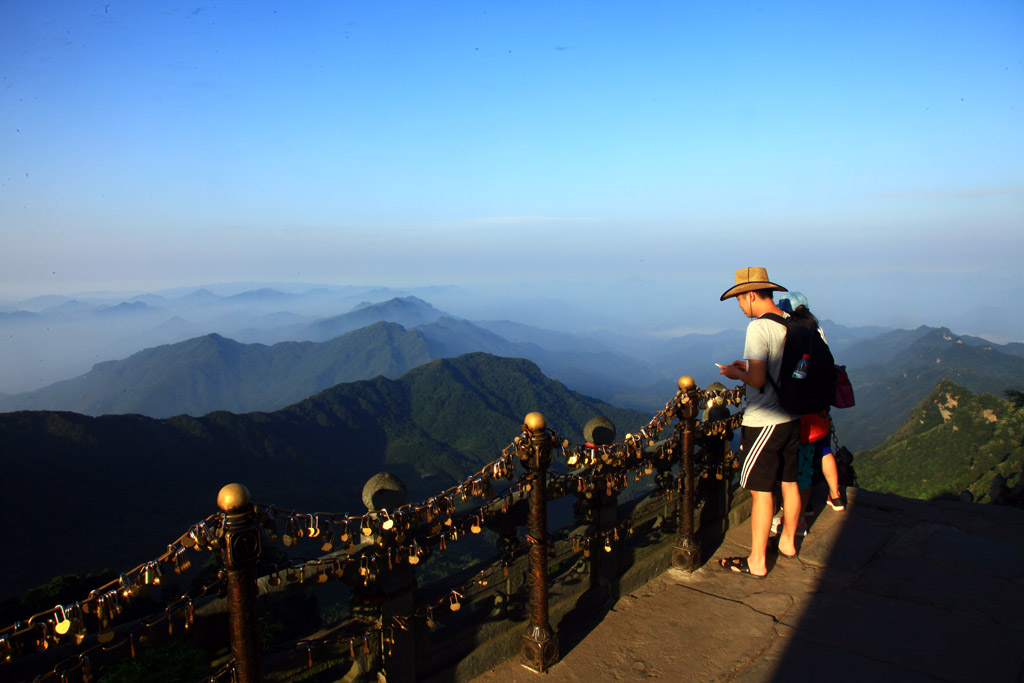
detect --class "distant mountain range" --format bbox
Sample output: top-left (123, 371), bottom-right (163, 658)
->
top-left (855, 380), bottom-right (1023, 504)
top-left (6, 294), bottom-right (1024, 457)
top-left (5, 286), bottom-right (1024, 457)
top-left (0, 353), bottom-right (650, 599)
top-left (261, 295), bottom-right (449, 343)
top-left (0, 297), bottom-right (661, 417)
top-left (0, 285), bottom-right (418, 392)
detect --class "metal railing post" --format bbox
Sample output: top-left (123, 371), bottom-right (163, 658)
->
top-left (584, 416), bottom-right (619, 595)
top-left (361, 472), bottom-right (414, 683)
top-left (217, 483), bottom-right (262, 683)
top-left (672, 377), bottom-right (701, 571)
top-left (519, 412), bottom-right (559, 673)
top-left (699, 383), bottom-right (733, 552)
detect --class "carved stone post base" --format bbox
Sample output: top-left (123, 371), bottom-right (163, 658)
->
top-left (520, 626), bottom-right (559, 673)
top-left (672, 537), bottom-right (700, 572)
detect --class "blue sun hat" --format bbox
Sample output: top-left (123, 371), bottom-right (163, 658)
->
top-left (778, 291), bottom-right (808, 313)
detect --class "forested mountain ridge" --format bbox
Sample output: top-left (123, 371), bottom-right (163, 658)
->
top-left (0, 353), bottom-right (650, 599)
top-left (830, 327), bottom-right (1024, 452)
top-left (0, 322), bottom-right (434, 417)
top-left (0, 316), bottom-right (660, 418)
top-left (855, 380), bottom-right (1024, 503)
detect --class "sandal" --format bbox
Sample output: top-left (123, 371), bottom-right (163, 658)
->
top-left (719, 556), bottom-right (766, 579)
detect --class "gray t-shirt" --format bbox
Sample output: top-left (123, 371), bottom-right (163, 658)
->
top-left (741, 316), bottom-right (801, 427)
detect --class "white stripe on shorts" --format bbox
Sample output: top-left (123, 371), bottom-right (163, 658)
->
top-left (740, 423), bottom-right (775, 489)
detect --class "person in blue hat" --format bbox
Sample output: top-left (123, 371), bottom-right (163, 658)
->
top-left (777, 292), bottom-right (846, 514)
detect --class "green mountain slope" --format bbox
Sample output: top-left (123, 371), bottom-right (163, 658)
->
top-left (831, 327), bottom-right (1024, 452)
top-left (419, 317), bottom-right (662, 404)
top-left (0, 322), bottom-right (434, 417)
top-left (855, 380), bottom-right (1024, 502)
top-left (0, 353), bottom-right (649, 599)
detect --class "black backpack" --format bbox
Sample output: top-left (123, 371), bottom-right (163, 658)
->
top-left (760, 312), bottom-right (836, 415)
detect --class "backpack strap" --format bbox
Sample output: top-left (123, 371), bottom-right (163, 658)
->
top-left (758, 312), bottom-right (788, 395)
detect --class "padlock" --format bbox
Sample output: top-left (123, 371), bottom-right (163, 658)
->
top-left (306, 515), bottom-right (321, 539)
top-left (282, 517), bottom-right (297, 547)
top-left (36, 620), bottom-right (52, 651)
top-left (320, 523), bottom-right (335, 552)
top-left (54, 605), bottom-right (72, 636)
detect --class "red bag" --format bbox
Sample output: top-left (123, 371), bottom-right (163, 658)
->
top-left (832, 365), bottom-right (855, 408)
top-left (800, 412), bottom-right (830, 443)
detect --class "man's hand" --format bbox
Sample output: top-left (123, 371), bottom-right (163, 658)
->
top-left (720, 359), bottom-right (767, 388)
top-left (719, 360), bottom-right (747, 380)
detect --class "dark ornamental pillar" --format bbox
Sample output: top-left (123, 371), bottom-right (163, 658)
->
top-left (217, 483), bottom-right (262, 683)
top-left (672, 377), bottom-right (701, 572)
top-left (584, 416), bottom-right (619, 594)
top-left (519, 412), bottom-right (559, 673)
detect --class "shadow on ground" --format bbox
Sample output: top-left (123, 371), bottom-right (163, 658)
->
top-left (473, 486), bottom-right (1024, 682)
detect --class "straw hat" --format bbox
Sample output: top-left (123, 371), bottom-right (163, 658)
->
top-left (719, 267), bottom-right (788, 301)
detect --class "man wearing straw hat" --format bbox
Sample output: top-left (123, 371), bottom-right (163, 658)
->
top-left (717, 267), bottom-right (802, 577)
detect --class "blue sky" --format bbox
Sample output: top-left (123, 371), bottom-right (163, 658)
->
top-left (2, 1), bottom-right (1022, 335)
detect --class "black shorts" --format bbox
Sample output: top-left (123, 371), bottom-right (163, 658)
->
top-left (738, 420), bottom-right (801, 492)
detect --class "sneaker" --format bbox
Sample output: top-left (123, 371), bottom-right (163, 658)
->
top-left (827, 493), bottom-right (846, 511)
top-left (771, 517), bottom-right (809, 536)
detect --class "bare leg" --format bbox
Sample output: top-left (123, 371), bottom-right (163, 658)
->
top-left (777, 481), bottom-right (800, 557)
top-left (747, 490), bottom-right (773, 576)
top-left (822, 452), bottom-right (841, 499)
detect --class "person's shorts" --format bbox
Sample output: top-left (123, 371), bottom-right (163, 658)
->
top-left (738, 419), bottom-right (800, 492)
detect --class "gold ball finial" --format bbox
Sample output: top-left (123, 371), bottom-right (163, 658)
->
top-left (524, 412), bottom-right (546, 433)
top-left (217, 483), bottom-right (252, 513)
top-left (678, 376), bottom-right (696, 392)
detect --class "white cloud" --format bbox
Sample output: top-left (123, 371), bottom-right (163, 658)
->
top-left (877, 187), bottom-right (1024, 199)
top-left (478, 216), bottom-right (595, 225)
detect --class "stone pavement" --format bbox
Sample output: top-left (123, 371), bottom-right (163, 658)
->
top-left (472, 487), bottom-right (1024, 682)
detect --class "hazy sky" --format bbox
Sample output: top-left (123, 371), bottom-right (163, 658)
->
top-left (2, 1), bottom-right (1022, 333)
